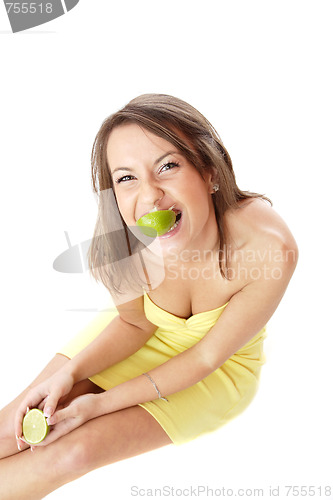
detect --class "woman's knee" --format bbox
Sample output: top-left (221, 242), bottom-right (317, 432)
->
top-left (52, 419), bottom-right (119, 478)
top-left (0, 418), bottom-right (29, 458)
top-left (0, 403), bottom-right (26, 457)
top-left (51, 435), bottom-right (96, 480)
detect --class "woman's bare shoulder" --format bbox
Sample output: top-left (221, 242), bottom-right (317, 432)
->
top-left (115, 295), bottom-right (157, 333)
top-left (224, 197), bottom-right (298, 251)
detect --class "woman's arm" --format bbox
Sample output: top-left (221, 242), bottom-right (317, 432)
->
top-left (61, 297), bottom-right (158, 385)
top-left (14, 295), bottom-right (157, 440)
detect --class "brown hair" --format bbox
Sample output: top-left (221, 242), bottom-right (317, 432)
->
top-left (88, 94), bottom-right (271, 294)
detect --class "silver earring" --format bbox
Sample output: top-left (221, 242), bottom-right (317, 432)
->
top-left (212, 184), bottom-right (219, 193)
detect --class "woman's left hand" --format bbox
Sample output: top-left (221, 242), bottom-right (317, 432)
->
top-left (23, 393), bottom-right (100, 448)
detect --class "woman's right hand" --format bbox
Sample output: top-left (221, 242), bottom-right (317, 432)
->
top-left (14, 369), bottom-right (75, 446)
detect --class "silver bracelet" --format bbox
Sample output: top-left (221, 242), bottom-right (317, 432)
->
top-left (143, 372), bottom-right (169, 402)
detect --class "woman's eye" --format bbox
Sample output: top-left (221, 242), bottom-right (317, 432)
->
top-left (160, 161), bottom-right (179, 173)
top-left (116, 175), bottom-right (135, 184)
top-left (115, 162), bottom-right (179, 183)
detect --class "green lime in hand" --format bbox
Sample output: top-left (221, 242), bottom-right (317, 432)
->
top-left (137, 210), bottom-right (176, 237)
top-left (22, 408), bottom-right (50, 445)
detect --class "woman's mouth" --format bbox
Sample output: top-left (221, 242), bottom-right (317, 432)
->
top-left (159, 211), bottom-right (182, 238)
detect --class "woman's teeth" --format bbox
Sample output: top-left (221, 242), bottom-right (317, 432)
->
top-left (166, 212), bottom-right (182, 233)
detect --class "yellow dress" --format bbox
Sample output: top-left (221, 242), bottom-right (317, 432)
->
top-left (58, 292), bottom-right (267, 445)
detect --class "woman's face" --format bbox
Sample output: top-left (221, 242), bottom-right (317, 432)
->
top-left (106, 123), bottom-right (219, 258)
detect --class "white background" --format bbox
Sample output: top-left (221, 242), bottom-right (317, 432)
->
top-left (0, 1), bottom-right (332, 499)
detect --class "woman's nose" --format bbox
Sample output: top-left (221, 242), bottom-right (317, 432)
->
top-left (138, 180), bottom-right (164, 207)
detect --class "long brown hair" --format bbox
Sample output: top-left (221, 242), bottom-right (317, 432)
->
top-left (88, 94), bottom-right (271, 295)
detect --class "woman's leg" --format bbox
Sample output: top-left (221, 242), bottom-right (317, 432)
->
top-left (0, 404), bottom-right (172, 500)
top-left (0, 354), bottom-right (104, 459)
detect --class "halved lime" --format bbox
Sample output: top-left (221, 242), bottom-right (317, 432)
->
top-left (136, 210), bottom-right (176, 237)
top-left (22, 408), bottom-right (49, 444)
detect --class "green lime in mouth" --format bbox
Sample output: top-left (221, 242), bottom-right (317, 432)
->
top-left (22, 408), bottom-right (50, 445)
top-left (136, 210), bottom-right (177, 237)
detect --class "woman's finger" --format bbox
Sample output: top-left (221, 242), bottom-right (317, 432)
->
top-left (18, 436), bottom-right (30, 445)
top-left (42, 387), bottom-right (64, 418)
top-left (46, 405), bottom-right (73, 426)
top-left (38, 396), bottom-right (49, 411)
top-left (16, 436), bottom-right (26, 451)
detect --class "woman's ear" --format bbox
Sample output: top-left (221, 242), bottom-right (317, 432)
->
top-left (206, 167), bottom-right (218, 193)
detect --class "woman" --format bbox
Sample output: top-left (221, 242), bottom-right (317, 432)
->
top-left (0, 94), bottom-right (298, 499)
